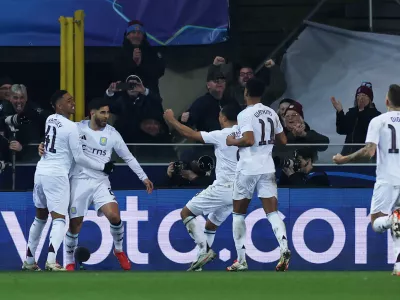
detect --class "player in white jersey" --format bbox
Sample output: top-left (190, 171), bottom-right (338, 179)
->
top-left (333, 84), bottom-right (400, 276)
top-left (226, 78), bottom-right (290, 272)
top-left (23, 91), bottom-right (114, 271)
top-left (38, 97), bottom-right (154, 271)
top-left (163, 104), bottom-right (241, 271)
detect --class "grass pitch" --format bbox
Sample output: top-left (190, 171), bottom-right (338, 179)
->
top-left (0, 271), bottom-right (398, 300)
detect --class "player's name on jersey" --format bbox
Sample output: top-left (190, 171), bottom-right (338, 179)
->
top-left (47, 117), bottom-right (64, 128)
top-left (254, 109), bottom-right (273, 118)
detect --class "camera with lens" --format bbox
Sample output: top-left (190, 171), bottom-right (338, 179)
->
top-left (172, 160), bottom-right (188, 175)
top-left (274, 150), bottom-right (301, 172)
top-left (4, 113), bottom-right (29, 129)
top-left (173, 155), bottom-right (215, 176)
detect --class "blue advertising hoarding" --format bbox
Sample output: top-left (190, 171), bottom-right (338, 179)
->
top-left (0, 188), bottom-right (396, 271)
top-left (0, 0), bottom-right (229, 46)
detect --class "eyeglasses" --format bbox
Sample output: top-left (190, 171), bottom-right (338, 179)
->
top-left (284, 113), bottom-right (299, 118)
top-left (239, 72), bottom-right (254, 77)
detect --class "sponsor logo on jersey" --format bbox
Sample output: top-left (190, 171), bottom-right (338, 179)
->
top-left (100, 137), bottom-right (107, 146)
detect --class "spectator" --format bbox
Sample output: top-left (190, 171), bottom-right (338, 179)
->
top-left (181, 68), bottom-right (240, 133)
top-left (112, 20), bottom-right (165, 95)
top-left (209, 57), bottom-right (286, 108)
top-left (278, 147), bottom-right (330, 187)
top-left (0, 76), bottom-right (13, 110)
top-left (284, 102), bottom-right (330, 155)
top-left (276, 98), bottom-right (296, 131)
top-left (0, 84), bottom-right (51, 162)
top-left (331, 82), bottom-right (381, 155)
top-left (106, 75), bottom-right (171, 144)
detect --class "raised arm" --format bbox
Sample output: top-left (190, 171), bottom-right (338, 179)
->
top-left (163, 109), bottom-right (205, 143)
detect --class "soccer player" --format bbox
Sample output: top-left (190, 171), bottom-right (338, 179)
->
top-left (226, 78), bottom-right (290, 272)
top-left (39, 97), bottom-right (154, 271)
top-left (333, 84), bottom-right (400, 276)
top-left (163, 104), bottom-right (241, 271)
top-left (23, 91), bottom-right (114, 271)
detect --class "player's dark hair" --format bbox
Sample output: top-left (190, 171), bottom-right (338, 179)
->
top-left (50, 90), bottom-right (68, 107)
top-left (388, 84), bottom-right (400, 108)
top-left (245, 78), bottom-right (265, 98)
top-left (88, 97), bottom-right (110, 111)
top-left (221, 104), bottom-right (242, 122)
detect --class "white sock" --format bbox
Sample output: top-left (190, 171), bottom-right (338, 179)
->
top-left (204, 229), bottom-right (216, 248)
top-left (26, 217), bottom-right (47, 264)
top-left (232, 213), bottom-right (246, 263)
top-left (47, 218), bottom-right (66, 264)
top-left (110, 221), bottom-right (124, 252)
top-left (266, 211), bottom-right (288, 252)
top-left (183, 216), bottom-right (207, 255)
top-left (65, 231), bottom-right (79, 265)
top-left (373, 216), bottom-right (392, 233)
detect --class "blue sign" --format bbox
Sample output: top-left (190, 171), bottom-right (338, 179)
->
top-left (0, 0), bottom-right (229, 46)
top-left (0, 188), bottom-right (395, 271)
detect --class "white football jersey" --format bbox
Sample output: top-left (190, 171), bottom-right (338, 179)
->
top-left (35, 114), bottom-right (104, 177)
top-left (365, 111), bottom-right (400, 184)
top-left (200, 125), bottom-right (238, 184)
top-left (70, 120), bottom-right (147, 181)
top-left (236, 103), bottom-right (283, 175)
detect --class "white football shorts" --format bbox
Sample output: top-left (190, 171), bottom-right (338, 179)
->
top-left (33, 173), bottom-right (70, 215)
top-left (69, 177), bottom-right (117, 218)
top-left (370, 182), bottom-right (400, 215)
top-left (233, 171), bottom-right (277, 200)
top-left (186, 182), bottom-right (233, 226)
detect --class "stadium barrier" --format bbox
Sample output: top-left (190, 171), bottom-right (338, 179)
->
top-left (0, 188), bottom-right (394, 271)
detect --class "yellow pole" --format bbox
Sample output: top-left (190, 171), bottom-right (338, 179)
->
top-left (59, 16), bottom-right (67, 91)
top-left (66, 17), bottom-right (75, 120)
top-left (74, 10), bottom-right (85, 122)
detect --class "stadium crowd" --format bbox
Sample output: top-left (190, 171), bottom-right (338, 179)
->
top-left (0, 20), bottom-right (379, 188)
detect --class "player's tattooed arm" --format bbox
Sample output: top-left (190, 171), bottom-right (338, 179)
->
top-left (333, 142), bottom-right (376, 164)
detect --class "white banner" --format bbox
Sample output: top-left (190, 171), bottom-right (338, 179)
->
top-left (279, 22), bottom-right (400, 160)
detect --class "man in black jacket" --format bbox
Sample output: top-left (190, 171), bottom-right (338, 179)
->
top-left (331, 82), bottom-right (381, 155)
top-left (0, 84), bottom-right (51, 162)
top-left (181, 68), bottom-right (240, 132)
top-left (112, 20), bottom-right (165, 95)
top-left (105, 75), bottom-right (171, 145)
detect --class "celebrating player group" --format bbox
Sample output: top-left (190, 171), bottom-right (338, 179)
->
top-left (23, 92), bottom-right (153, 271)
top-left (23, 79), bottom-right (400, 276)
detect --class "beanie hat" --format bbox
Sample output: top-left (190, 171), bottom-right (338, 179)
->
top-left (126, 20), bottom-right (145, 35)
top-left (0, 76), bottom-right (13, 87)
top-left (284, 101), bottom-right (304, 118)
top-left (356, 82), bottom-right (373, 101)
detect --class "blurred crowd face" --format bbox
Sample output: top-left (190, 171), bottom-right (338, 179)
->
top-left (127, 79), bottom-right (140, 97)
top-left (284, 110), bottom-right (303, 130)
top-left (140, 119), bottom-right (161, 137)
top-left (238, 67), bottom-right (254, 87)
top-left (127, 30), bottom-right (144, 46)
top-left (356, 93), bottom-right (371, 110)
top-left (278, 102), bottom-right (291, 119)
top-left (298, 155), bottom-right (313, 174)
top-left (0, 84), bottom-right (12, 101)
top-left (10, 91), bottom-right (27, 113)
top-left (207, 79), bottom-right (226, 99)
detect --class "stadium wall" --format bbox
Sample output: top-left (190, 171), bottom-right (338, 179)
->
top-left (0, 188), bottom-right (394, 271)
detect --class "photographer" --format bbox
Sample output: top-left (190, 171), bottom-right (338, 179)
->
top-left (276, 148), bottom-right (330, 187)
top-left (0, 84), bottom-right (51, 162)
top-left (165, 149), bottom-right (215, 188)
top-left (105, 75), bottom-right (170, 144)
